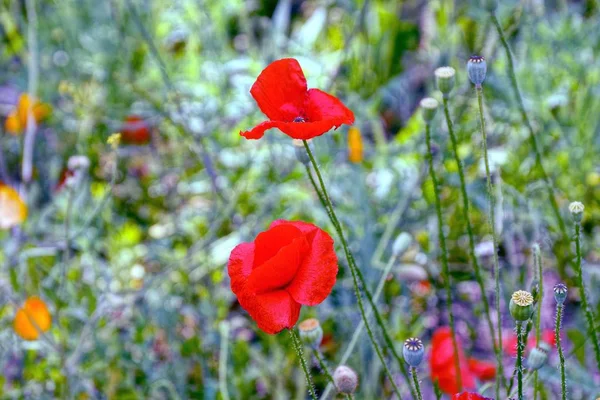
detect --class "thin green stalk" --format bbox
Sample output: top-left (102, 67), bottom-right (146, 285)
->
top-left (302, 141), bottom-right (405, 399)
top-left (555, 304), bottom-right (566, 400)
top-left (533, 244), bottom-right (543, 400)
top-left (441, 97), bottom-right (499, 365)
top-left (516, 322), bottom-right (524, 400)
top-left (411, 367), bottom-right (423, 400)
top-left (289, 329), bottom-right (318, 400)
top-left (574, 222), bottom-right (600, 371)
top-left (475, 86), bottom-right (504, 399)
top-left (490, 12), bottom-right (570, 271)
top-left (424, 122), bottom-right (462, 392)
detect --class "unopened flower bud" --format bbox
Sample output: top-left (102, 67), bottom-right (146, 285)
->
top-left (568, 201), bottom-right (584, 222)
top-left (509, 290), bottom-right (534, 322)
top-left (392, 232), bottom-right (412, 257)
top-left (298, 318), bottom-right (323, 349)
top-left (333, 365), bottom-right (358, 394)
top-left (484, 0), bottom-right (498, 12)
top-left (292, 139), bottom-right (310, 165)
top-left (403, 337), bottom-right (425, 367)
top-left (526, 344), bottom-right (549, 371)
top-left (420, 97), bottom-right (438, 123)
top-left (467, 56), bottom-right (487, 87)
top-left (435, 67), bottom-right (456, 96)
top-left (553, 283), bottom-right (567, 305)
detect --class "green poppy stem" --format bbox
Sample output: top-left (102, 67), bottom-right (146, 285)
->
top-left (289, 329), bottom-right (317, 400)
top-left (555, 303), bottom-right (567, 400)
top-left (411, 367), bottom-right (423, 400)
top-left (516, 322), bottom-right (525, 400)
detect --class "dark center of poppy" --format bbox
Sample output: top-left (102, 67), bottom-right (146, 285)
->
top-left (293, 116), bottom-right (306, 123)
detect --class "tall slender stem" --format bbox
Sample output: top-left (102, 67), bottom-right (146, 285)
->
top-left (516, 322), bottom-right (524, 400)
top-left (555, 304), bottom-right (566, 400)
top-left (574, 222), bottom-right (600, 371)
top-left (441, 97), bottom-right (499, 365)
top-left (289, 329), bottom-right (318, 400)
top-left (490, 11), bottom-right (570, 274)
top-left (532, 244), bottom-right (543, 400)
top-left (424, 122), bottom-right (462, 392)
top-left (411, 367), bottom-right (423, 400)
top-left (302, 141), bottom-right (405, 399)
top-left (475, 87), bottom-right (503, 398)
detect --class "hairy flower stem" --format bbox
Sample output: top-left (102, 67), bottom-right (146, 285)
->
top-left (441, 97), bottom-right (500, 366)
top-left (424, 122), bottom-right (462, 392)
top-left (289, 329), bottom-right (317, 400)
top-left (313, 350), bottom-right (352, 400)
top-left (574, 222), bottom-right (600, 371)
top-left (411, 367), bottom-right (423, 400)
top-left (302, 141), bottom-right (405, 399)
top-left (490, 12), bottom-right (570, 275)
top-left (475, 86), bottom-right (504, 398)
top-left (555, 304), bottom-right (567, 400)
top-left (516, 322), bottom-right (525, 400)
top-left (533, 245), bottom-right (543, 400)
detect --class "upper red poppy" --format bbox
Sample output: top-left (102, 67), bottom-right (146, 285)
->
top-left (227, 220), bottom-right (338, 334)
top-left (240, 58), bottom-right (355, 140)
top-left (452, 393), bottom-right (492, 400)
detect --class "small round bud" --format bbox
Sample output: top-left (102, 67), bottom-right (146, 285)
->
top-left (526, 345), bottom-right (549, 371)
top-left (435, 67), bottom-right (456, 96)
top-left (568, 201), bottom-right (584, 222)
top-left (392, 232), bottom-right (412, 257)
top-left (298, 318), bottom-right (323, 349)
top-left (467, 56), bottom-right (487, 87)
top-left (403, 337), bottom-right (425, 367)
top-left (553, 283), bottom-right (568, 305)
top-left (292, 139), bottom-right (310, 165)
top-left (419, 97), bottom-right (438, 123)
top-left (509, 290), bottom-right (534, 322)
top-left (333, 365), bottom-right (358, 394)
top-left (483, 0), bottom-right (498, 12)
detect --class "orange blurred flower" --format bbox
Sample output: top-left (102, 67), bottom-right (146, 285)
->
top-left (348, 126), bottom-right (363, 163)
top-left (13, 296), bottom-right (52, 340)
top-left (5, 93), bottom-right (51, 135)
top-left (0, 183), bottom-right (27, 229)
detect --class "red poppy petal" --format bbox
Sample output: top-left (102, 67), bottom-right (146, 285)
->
top-left (240, 119), bottom-right (345, 140)
top-left (269, 219), bottom-right (319, 237)
top-left (287, 227), bottom-right (338, 305)
top-left (227, 242), bottom-right (255, 297)
top-left (304, 89), bottom-right (354, 126)
top-left (452, 393), bottom-right (490, 400)
top-left (250, 58), bottom-right (307, 122)
top-left (254, 224), bottom-right (304, 267)
top-left (430, 327), bottom-right (475, 394)
top-left (238, 290), bottom-right (301, 334)
top-left (247, 236), bottom-right (309, 294)
top-left (467, 358), bottom-right (496, 381)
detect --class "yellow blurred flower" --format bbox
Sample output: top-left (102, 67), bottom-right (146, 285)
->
top-left (13, 296), bottom-right (52, 340)
top-left (4, 93), bottom-right (51, 135)
top-left (107, 132), bottom-right (122, 149)
top-left (348, 126), bottom-right (363, 163)
top-left (0, 183), bottom-right (27, 229)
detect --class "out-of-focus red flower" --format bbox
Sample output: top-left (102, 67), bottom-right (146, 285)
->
top-left (502, 329), bottom-right (556, 357)
top-left (430, 327), bottom-right (496, 395)
top-left (240, 58), bottom-right (354, 140)
top-left (452, 392), bottom-right (492, 400)
top-left (121, 115), bottom-right (151, 144)
top-left (227, 220), bottom-right (338, 334)
top-left (55, 168), bottom-right (74, 192)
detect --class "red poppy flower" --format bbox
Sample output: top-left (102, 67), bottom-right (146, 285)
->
top-left (452, 393), bottom-right (492, 400)
top-left (430, 327), bottom-right (496, 395)
top-left (240, 58), bottom-right (354, 140)
top-left (121, 115), bottom-right (151, 144)
top-left (502, 329), bottom-right (555, 357)
top-left (227, 220), bottom-right (338, 334)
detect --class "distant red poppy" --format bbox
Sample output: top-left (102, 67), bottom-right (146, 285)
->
top-left (121, 115), bottom-right (151, 144)
top-left (452, 393), bottom-right (492, 400)
top-left (227, 220), bottom-right (338, 334)
top-left (502, 329), bottom-right (556, 357)
top-left (240, 58), bottom-right (354, 140)
top-left (430, 327), bottom-right (496, 395)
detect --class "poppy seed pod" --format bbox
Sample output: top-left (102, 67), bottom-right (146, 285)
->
top-left (420, 97), bottom-right (439, 123)
top-left (509, 291), bottom-right (534, 322)
top-left (292, 139), bottom-right (310, 165)
top-left (526, 344), bottom-right (550, 371)
top-left (435, 67), bottom-right (456, 96)
top-left (333, 365), bottom-right (358, 394)
top-left (467, 56), bottom-right (487, 87)
top-left (483, 0), bottom-right (498, 12)
top-left (298, 318), bottom-right (323, 349)
top-left (403, 337), bottom-right (425, 367)
top-left (553, 283), bottom-right (568, 305)
top-left (568, 201), bottom-right (584, 222)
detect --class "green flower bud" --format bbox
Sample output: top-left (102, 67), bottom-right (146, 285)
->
top-left (483, 0), bottom-right (498, 12)
top-left (420, 97), bottom-right (439, 123)
top-left (568, 201), bottom-right (584, 223)
top-left (509, 290), bottom-right (534, 322)
top-left (435, 67), bottom-right (456, 96)
top-left (298, 318), bottom-right (323, 349)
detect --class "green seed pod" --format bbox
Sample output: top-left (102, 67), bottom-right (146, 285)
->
top-left (435, 67), bottom-right (456, 96)
top-left (298, 318), bottom-right (323, 349)
top-left (467, 55), bottom-right (487, 87)
top-left (568, 201), bottom-right (584, 223)
top-left (553, 283), bottom-right (568, 305)
top-left (509, 290), bottom-right (534, 322)
top-left (403, 337), bottom-right (425, 367)
top-left (483, 0), bottom-right (498, 12)
top-left (526, 345), bottom-right (549, 371)
top-left (419, 97), bottom-right (439, 123)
